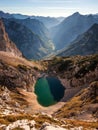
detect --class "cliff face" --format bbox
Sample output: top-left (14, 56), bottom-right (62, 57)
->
top-left (0, 51), bottom-right (42, 115)
top-left (0, 19), bottom-right (22, 57)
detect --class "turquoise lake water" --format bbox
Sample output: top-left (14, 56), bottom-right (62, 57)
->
top-left (34, 77), bottom-right (65, 107)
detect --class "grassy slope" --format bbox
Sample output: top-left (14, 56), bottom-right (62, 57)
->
top-left (0, 51), bottom-right (44, 114)
top-left (44, 54), bottom-right (98, 120)
top-left (54, 81), bottom-right (98, 119)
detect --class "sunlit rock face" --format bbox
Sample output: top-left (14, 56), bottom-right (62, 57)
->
top-left (0, 19), bottom-right (22, 57)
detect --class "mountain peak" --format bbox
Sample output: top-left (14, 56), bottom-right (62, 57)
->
top-left (72, 12), bottom-right (81, 16)
top-left (0, 11), bottom-right (5, 15)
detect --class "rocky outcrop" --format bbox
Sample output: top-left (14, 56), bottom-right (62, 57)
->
top-left (0, 19), bottom-right (22, 57)
top-left (0, 119), bottom-right (91, 130)
top-left (0, 119), bottom-right (36, 130)
top-left (0, 57), bottom-right (34, 91)
top-left (40, 122), bottom-right (66, 130)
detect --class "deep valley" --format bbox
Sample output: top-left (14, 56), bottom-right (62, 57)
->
top-left (0, 11), bottom-right (98, 130)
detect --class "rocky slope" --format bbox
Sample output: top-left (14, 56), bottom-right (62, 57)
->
top-left (51, 12), bottom-right (98, 50)
top-left (0, 111), bottom-right (97, 130)
top-left (0, 51), bottom-right (44, 114)
top-left (54, 81), bottom-right (98, 120)
top-left (0, 53), bottom-right (98, 129)
top-left (42, 55), bottom-right (98, 120)
top-left (58, 23), bottom-right (98, 56)
top-left (0, 19), bottom-right (22, 57)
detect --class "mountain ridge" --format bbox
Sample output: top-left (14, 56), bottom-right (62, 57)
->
top-left (58, 23), bottom-right (98, 56)
top-left (51, 12), bottom-right (98, 50)
top-left (0, 10), bottom-right (64, 28)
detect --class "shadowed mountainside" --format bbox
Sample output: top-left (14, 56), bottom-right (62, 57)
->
top-left (51, 12), bottom-right (98, 50)
top-left (2, 18), bottom-right (54, 59)
top-left (16, 18), bottom-right (55, 50)
top-left (0, 19), bottom-right (22, 57)
top-left (58, 23), bottom-right (98, 56)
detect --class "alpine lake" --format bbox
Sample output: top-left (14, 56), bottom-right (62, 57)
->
top-left (34, 77), bottom-right (65, 107)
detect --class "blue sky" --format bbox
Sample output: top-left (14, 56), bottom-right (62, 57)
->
top-left (0, 0), bottom-right (98, 17)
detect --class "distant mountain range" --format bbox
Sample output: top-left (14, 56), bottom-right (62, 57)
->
top-left (0, 11), bottom-right (64, 28)
top-left (31, 16), bottom-right (64, 28)
top-left (58, 23), bottom-right (98, 56)
top-left (51, 12), bottom-right (98, 50)
top-left (0, 10), bottom-right (98, 59)
top-left (0, 11), bottom-right (13, 19)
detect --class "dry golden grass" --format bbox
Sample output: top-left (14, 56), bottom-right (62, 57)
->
top-left (10, 91), bottom-right (28, 108)
top-left (0, 51), bottom-right (43, 70)
top-left (0, 113), bottom-right (61, 128)
top-left (65, 119), bottom-right (98, 129)
top-left (0, 114), bottom-right (33, 125)
top-left (0, 114), bottom-right (98, 129)
top-left (12, 128), bottom-right (24, 130)
top-left (16, 88), bottom-right (43, 111)
top-left (55, 96), bottom-right (83, 118)
top-left (54, 80), bottom-right (98, 119)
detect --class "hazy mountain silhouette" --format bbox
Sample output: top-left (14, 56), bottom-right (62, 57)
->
top-left (51, 12), bottom-right (98, 50)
